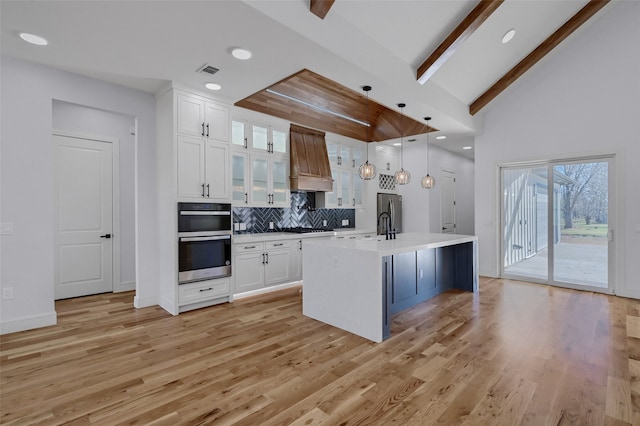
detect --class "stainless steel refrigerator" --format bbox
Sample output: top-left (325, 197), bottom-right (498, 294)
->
top-left (377, 193), bottom-right (402, 235)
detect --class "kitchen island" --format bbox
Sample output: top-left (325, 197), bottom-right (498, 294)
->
top-left (302, 232), bottom-right (478, 342)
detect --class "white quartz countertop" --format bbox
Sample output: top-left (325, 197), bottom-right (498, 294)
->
top-left (232, 228), bottom-right (377, 244)
top-left (303, 232), bottom-right (477, 256)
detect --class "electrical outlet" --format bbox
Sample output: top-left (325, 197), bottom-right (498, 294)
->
top-left (2, 287), bottom-right (14, 300)
top-left (269, 222), bottom-right (274, 230)
top-left (322, 220), bottom-right (328, 227)
top-left (234, 222), bottom-right (240, 231)
top-left (342, 219), bottom-right (349, 226)
top-left (239, 223), bottom-right (247, 231)
top-left (419, 269), bottom-right (423, 279)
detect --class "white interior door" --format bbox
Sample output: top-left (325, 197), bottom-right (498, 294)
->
top-left (441, 170), bottom-right (456, 234)
top-left (54, 134), bottom-right (113, 299)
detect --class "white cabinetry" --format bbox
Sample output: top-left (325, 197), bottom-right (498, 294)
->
top-left (177, 93), bottom-right (229, 141)
top-left (319, 140), bottom-right (366, 208)
top-left (179, 278), bottom-right (230, 307)
top-left (155, 87), bottom-right (233, 315)
top-left (231, 117), bottom-right (289, 207)
top-left (177, 135), bottom-right (229, 200)
top-left (176, 92), bottom-right (230, 201)
top-left (375, 145), bottom-right (399, 175)
top-left (233, 240), bottom-right (292, 293)
top-left (290, 239), bottom-right (303, 281)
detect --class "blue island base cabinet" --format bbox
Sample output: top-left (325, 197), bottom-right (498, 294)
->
top-left (303, 233), bottom-right (478, 343)
top-left (381, 242), bottom-right (477, 340)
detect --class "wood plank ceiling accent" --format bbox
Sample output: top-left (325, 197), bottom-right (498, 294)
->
top-left (416, 0), bottom-right (504, 84)
top-left (235, 69), bottom-right (435, 143)
top-left (310, 0), bottom-right (335, 20)
top-left (470, 0), bottom-right (610, 115)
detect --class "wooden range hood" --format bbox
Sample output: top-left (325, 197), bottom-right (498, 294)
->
top-left (289, 124), bottom-right (333, 192)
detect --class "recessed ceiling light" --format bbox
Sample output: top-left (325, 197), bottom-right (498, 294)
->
top-left (502, 29), bottom-right (516, 44)
top-left (436, 135), bottom-right (447, 140)
top-left (205, 83), bottom-right (222, 91)
top-left (19, 32), bottom-right (48, 46)
top-left (463, 146), bottom-right (473, 150)
top-left (393, 143), bottom-right (401, 146)
top-left (231, 48), bottom-right (252, 60)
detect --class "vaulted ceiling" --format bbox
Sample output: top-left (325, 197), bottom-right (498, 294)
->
top-left (0, 0), bottom-right (615, 158)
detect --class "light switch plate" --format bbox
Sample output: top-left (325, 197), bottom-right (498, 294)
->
top-left (269, 222), bottom-right (274, 230)
top-left (239, 223), bottom-right (247, 231)
top-left (234, 222), bottom-right (240, 231)
top-left (0, 223), bottom-right (13, 235)
top-left (341, 219), bottom-right (349, 226)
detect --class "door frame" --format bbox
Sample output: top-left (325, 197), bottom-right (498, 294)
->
top-left (498, 154), bottom-right (617, 295)
top-left (441, 169), bottom-right (456, 234)
top-left (53, 129), bottom-right (121, 296)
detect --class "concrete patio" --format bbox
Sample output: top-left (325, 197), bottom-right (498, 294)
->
top-left (504, 241), bottom-right (608, 288)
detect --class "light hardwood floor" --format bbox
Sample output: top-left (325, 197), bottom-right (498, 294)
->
top-left (2, 277), bottom-right (639, 425)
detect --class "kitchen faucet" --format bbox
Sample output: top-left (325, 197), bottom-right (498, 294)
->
top-left (377, 211), bottom-right (391, 240)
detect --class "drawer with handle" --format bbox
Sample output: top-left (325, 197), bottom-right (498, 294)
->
top-left (234, 242), bottom-right (265, 253)
top-left (179, 278), bottom-right (230, 304)
top-left (266, 240), bottom-right (291, 250)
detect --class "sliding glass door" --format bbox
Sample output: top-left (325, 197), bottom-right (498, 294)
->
top-left (501, 156), bottom-right (614, 293)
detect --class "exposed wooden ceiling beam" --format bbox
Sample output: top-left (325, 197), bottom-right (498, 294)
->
top-left (416, 0), bottom-right (504, 85)
top-left (470, 0), bottom-right (610, 115)
top-left (310, 0), bottom-right (335, 20)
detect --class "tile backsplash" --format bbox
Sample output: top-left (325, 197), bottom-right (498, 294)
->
top-left (233, 192), bottom-right (355, 234)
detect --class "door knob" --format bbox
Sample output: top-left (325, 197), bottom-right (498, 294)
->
top-left (100, 234), bottom-right (112, 239)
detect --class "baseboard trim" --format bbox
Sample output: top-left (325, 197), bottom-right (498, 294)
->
top-left (0, 311), bottom-right (57, 335)
top-left (115, 280), bottom-right (135, 293)
top-left (134, 294), bottom-right (158, 309)
top-left (234, 281), bottom-right (302, 300)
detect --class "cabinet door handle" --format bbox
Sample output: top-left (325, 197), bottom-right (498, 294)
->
top-left (273, 243), bottom-right (284, 246)
top-left (352, 159), bottom-right (355, 168)
top-left (100, 234), bottom-right (112, 239)
top-left (353, 198), bottom-right (356, 207)
top-left (262, 253), bottom-right (265, 264)
top-left (206, 123), bottom-right (210, 138)
top-left (244, 137), bottom-right (248, 149)
top-left (201, 183), bottom-right (206, 197)
top-left (299, 241), bottom-right (302, 250)
top-left (206, 184), bottom-right (210, 197)
top-left (265, 252), bottom-right (269, 264)
top-left (201, 122), bottom-right (205, 136)
top-left (199, 287), bottom-right (213, 292)
top-left (245, 245), bottom-right (256, 249)
top-left (244, 192), bottom-right (248, 204)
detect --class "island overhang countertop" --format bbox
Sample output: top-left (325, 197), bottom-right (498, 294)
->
top-left (303, 232), bottom-right (477, 256)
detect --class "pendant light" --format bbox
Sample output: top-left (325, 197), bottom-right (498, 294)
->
top-left (421, 116), bottom-right (435, 189)
top-left (394, 103), bottom-right (411, 185)
top-left (358, 85), bottom-right (377, 180)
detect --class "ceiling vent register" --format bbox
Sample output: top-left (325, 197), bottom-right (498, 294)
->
top-left (197, 64), bottom-right (220, 75)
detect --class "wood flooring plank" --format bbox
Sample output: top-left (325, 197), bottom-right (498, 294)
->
top-left (1, 280), bottom-right (639, 425)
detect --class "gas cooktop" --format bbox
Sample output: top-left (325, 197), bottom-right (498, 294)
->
top-left (281, 227), bottom-right (333, 234)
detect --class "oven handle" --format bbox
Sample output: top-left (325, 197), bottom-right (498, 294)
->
top-left (179, 235), bottom-right (231, 242)
top-left (179, 211), bottom-right (231, 216)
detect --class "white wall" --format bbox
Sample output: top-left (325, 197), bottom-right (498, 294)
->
top-left (474, 1), bottom-right (640, 297)
top-left (400, 142), bottom-right (475, 235)
top-left (52, 101), bottom-right (136, 290)
top-left (0, 56), bottom-right (158, 333)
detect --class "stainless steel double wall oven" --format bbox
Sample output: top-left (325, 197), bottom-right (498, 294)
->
top-left (178, 202), bottom-right (232, 284)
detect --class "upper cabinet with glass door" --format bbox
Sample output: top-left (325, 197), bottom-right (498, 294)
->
top-left (232, 118), bottom-right (288, 157)
top-left (327, 141), bottom-right (364, 170)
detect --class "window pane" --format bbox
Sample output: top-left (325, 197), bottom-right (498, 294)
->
top-left (502, 166), bottom-right (548, 281)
